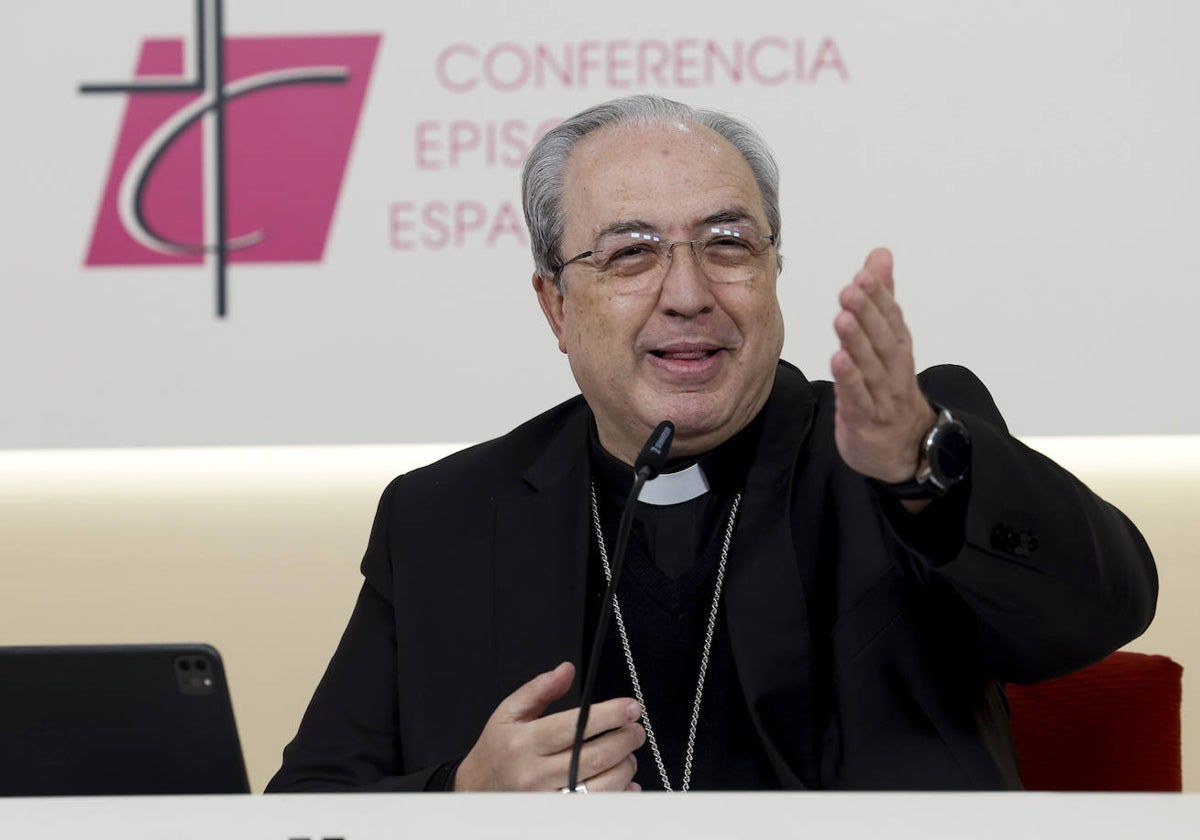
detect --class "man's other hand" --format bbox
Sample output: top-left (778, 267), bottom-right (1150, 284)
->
top-left (453, 662), bottom-right (645, 791)
top-left (831, 247), bottom-right (937, 485)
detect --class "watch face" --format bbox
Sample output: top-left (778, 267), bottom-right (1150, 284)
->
top-left (932, 423), bottom-right (971, 485)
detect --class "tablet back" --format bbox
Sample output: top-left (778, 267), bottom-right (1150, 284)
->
top-left (0, 643), bottom-right (249, 796)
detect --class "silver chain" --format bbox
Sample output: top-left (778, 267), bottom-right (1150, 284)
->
top-left (588, 483), bottom-right (741, 792)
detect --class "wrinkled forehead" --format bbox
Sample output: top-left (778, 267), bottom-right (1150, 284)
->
top-left (561, 121), bottom-right (766, 244)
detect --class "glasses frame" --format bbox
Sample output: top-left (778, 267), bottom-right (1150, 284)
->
top-left (552, 226), bottom-right (776, 288)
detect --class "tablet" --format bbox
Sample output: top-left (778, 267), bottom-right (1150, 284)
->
top-left (0, 643), bottom-right (249, 796)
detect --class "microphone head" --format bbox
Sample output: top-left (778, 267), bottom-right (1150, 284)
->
top-left (634, 420), bottom-right (675, 479)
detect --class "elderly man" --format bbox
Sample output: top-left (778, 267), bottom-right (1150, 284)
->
top-left (267, 95), bottom-right (1156, 792)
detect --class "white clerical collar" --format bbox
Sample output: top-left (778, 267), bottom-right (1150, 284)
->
top-left (640, 462), bottom-right (710, 506)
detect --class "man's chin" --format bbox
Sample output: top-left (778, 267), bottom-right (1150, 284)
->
top-left (650, 383), bottom-right (772, 458)
top-left (659, 412), bottom-right (742, 458)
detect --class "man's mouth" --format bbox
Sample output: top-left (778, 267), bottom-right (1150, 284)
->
top-left (650, 346), bottom-right (722, 361)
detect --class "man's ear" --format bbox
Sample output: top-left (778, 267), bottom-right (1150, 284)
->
top-left (533, 272), bottom-right (568, 354)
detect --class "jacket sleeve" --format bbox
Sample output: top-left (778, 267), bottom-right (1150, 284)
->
top-left (883, 365), bottom-right (1158, 685)
top-left (265, 477), bottom-right (454, 792)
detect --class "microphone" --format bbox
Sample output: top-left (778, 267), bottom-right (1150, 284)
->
top-left (635, 420), bottom-right (674, 480)
top-left (566, 420), bottom-right (675, 793)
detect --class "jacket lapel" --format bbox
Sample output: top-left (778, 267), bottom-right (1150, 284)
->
top-left (724, 362), bottom-right (820, 788)
top-left (493, 403), bottom-right (592, 713)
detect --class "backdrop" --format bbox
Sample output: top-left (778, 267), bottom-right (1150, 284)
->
top-left (3, 0), bottom-right (1196, 448)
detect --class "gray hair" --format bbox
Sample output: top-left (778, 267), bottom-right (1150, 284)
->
top-left (521, 94), bottom-right (783, 290)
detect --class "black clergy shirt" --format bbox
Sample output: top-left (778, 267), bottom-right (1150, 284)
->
top-left (586, 414), bottom-right (780, 790)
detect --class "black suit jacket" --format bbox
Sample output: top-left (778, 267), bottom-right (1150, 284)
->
top-left (267, 362), bottom-right (1157, 791)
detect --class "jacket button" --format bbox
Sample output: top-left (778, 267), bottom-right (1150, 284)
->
top-left (990, 524), bottom-right (1017, 552)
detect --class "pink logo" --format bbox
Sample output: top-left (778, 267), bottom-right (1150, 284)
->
top-left (82, 0), bottom-right (380, 316)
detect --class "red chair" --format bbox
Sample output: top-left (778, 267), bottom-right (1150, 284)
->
top-left (1007, 651), bottom-right (1183, 791)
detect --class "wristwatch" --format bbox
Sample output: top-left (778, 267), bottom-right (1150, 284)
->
top-left (878, 404), bottom-right (971, 499)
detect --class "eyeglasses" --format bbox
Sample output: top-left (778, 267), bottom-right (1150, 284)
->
top-left (552, 223), bottom-right (775, 293)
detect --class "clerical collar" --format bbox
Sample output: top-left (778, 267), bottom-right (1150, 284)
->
top-left (641, 462), bottom-right (710, 505)
top-left (587, 411), bottom-right (764, 507)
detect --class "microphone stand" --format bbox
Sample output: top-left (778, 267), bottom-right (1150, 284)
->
top-left (566, 421), bottom-right (674, 793)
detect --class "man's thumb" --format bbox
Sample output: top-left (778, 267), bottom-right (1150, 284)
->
top-left (496, 661), bottom-right (575, 723)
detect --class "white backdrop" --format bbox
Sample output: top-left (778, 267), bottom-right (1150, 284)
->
top-left (2, 0), bottom-right (1197, 448)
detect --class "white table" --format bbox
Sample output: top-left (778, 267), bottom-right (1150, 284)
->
top-left (2, 792), bottom-right (1197, 840)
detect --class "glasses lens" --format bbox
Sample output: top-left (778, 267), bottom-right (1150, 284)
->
top-left (697, 225), bottom-right (770, 281)
top-left (592, 232), bottom-right (664, 279)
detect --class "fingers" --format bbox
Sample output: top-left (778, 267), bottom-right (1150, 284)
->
top-left (550, 719), bottom-right (646, 785)
top-left (836, 265), bottom-right (910, 373)
top-left (575, 749), bottom-right (640, 793)
top-left (455, 662), bottom-right (576, 790)
top-left (533, 696), bottom-right (642, 755)
top-left (455, 666), bottom-right (644, 792)
top-left (863, 246), bottom-right (895, 293)
top-left (493, 661), bottom-right (575, 724)
top-left (833, 305), bottom-right (883, 417)
top-left (831, 249), bottom-right (907, 395)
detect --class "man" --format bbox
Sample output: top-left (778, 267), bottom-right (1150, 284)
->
top-left (267, 95), bottom-right (1157, 792)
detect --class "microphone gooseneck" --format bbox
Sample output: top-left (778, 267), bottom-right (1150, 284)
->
top-left (566, 420), bottom-right (675, 793)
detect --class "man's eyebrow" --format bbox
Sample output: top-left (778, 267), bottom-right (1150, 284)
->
top-left (700, 208), bottom-right (758, 228)
top-left (593, 219), bottom-right (659, 239)
top-left (591, 209), bottom-right (760, 240)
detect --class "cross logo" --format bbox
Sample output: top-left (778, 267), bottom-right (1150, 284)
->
top-left (81, 0), bottom-right (380, 316)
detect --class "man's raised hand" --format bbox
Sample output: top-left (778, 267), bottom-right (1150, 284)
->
top-left (831, 247), bottom-right (936, 485)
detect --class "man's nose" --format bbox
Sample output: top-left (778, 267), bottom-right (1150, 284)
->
top-left (657, 242), bottom-right (716, 316)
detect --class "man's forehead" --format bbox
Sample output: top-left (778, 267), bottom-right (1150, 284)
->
top-left (569, 120), bottom-right (730, 169)
top-left (562, 122), bottom-right (764, 238)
